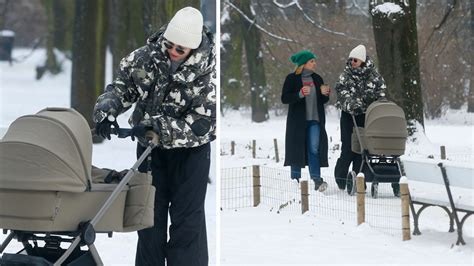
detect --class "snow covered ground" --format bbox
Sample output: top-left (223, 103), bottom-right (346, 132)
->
top-left (0, 49), bottom-right (216, 265)
top-left (220, 105), bottom-right (473, 265)
top-left (1, 48), bottom-right (473, 266)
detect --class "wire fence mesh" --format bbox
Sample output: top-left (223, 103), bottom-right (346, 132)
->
top-left (221, 165), bottom-right (403, 237)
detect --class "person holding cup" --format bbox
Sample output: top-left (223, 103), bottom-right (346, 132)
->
top-left (281, 50), bottom-right (331, 192)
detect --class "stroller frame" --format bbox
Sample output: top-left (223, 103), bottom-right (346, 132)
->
top-left (348, 114), bottom-right (403, 198)
top-left (0, 130), bottom-right (158, 266)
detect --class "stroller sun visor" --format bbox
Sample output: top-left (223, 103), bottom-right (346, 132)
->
top-left (0, 108), bottom-right (93, 192)
top-left (364, 101), bottom-right (408, 155)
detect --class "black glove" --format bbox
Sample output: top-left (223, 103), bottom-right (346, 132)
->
top-left (351, 107), bottom-right (364, 116)
top-left (130, 124), bottom-right (153, 142)
top-left (95, 119), bottom-right (120, 140)
top-left (104, 169), bottom-right (128, 183)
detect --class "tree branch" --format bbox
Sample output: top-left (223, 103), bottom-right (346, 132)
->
top-left (272, 0), bottom-right (358, 39)
top-left (225, 0), bottom-right (295, 42)
top-left (420, 0), bottom-right (458, 55)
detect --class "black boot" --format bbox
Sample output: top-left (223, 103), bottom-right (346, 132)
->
top-left (314, 178), bottom-right (328, 192)
top-left (392, 183), bottom-right (400, 197)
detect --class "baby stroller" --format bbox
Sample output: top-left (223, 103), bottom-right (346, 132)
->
top-left (347, 99), bottom-right (408, 198)
top-left (0, 108), bottom-right (156, 265)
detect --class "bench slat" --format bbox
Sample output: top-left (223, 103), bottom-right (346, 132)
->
top-left (402, 159), bottom-right (474, 189)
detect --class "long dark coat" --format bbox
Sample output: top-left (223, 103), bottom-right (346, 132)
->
top-left (281, 72), bottom-right (329, 168)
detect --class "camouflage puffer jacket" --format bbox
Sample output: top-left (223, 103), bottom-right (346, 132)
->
top-left (334, 56), bottom-right (386, 115)
top-left (93, 26), bottom-right (216, 149)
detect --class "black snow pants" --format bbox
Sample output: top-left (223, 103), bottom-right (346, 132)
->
top-left (135, 142), bottom-right (210, 266)
top-left (334, 111), bottom-right (365, 189)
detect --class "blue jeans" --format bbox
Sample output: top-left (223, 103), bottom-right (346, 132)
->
top-left (291, 120), bottom-right (321, 181)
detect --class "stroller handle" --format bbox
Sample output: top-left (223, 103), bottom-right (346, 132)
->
top-left (90, 128), bottom-right (131, 139)
top-left (92, 128), bottom-right (159, 145)
top-left (111, 128), bottom-right (132, 138)
top-left (112, 128), bottom-right (159, 146)
top-left (351, 114), bottom-right (364, 154)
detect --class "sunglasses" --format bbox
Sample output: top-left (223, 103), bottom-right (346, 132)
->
top-left (164, 40), bottom-right (186, 55)
top-left (351, 58), bottom-right (360, 63)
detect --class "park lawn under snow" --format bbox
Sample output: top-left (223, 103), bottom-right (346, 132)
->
top-left (1, 48), bottom-right (473, 265)
top-left (0, 49), bottom-right (216, 265)
top-left (220, 105), bottom-right (473, 265)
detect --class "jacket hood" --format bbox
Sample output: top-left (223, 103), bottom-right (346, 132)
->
top-left (344, 55), bottom-right (375, 76)
top-left (146, 24), bottom-right (215, 83)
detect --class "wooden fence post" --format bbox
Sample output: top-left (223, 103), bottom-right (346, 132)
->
top-left (252, 140), bottom-right (256, 158)
top-left (301, 180), bottom-right (309, 214)
top-left (400, 176), bottom-right (411, 241)
top-left (252, 165), bottom-right (261, 207)
top-left (440, 145), bottom-right (446, 160)
top-left (273, 138), bottom-right (280, 163)
top-left (231, 141), bottom-right (235, 155)
top-left (356, 173), bottom-right (365, 225)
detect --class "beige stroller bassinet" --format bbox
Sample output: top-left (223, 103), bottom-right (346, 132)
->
top-left (348, 99), bottom-right (408, 198)
top-left (0, 108), bottom-right (156, 265)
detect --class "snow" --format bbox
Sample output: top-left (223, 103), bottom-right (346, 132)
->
top-left (0, 49), bottom-right (216, 265)
top-left (0, 30), bottom-right (15, 37)
top-left (372, 3), bottom-right (405, 16)
top-left (221, 32), bottom-right (230, 42)
top-left (1, 47), bottom-right (474, 265)
top-left (220, 106), bottom-right (473, 265)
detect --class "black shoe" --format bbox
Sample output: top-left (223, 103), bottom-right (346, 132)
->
top-left (346, 178), bottom-right (353, 194)
top-left (314, 178), bottom-right (328, 192)
top-left (393, 187), bottom-right (400, 197)
top-left (392, 183), bottom-right (400, 197)
top-left (336, 181), bottom-right (346, 190)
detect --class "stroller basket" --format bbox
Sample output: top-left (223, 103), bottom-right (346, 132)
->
top-left (352, 100), bottom-right (407, 156)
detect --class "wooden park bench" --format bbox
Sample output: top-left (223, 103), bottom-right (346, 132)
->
top-left (402, 159), bottom-right (474, 245)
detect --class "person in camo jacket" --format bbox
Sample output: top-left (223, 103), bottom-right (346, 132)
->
top-left (92, 7), bottom-right (215, 266)
top-left (334, 44), bottom-right (399, 196)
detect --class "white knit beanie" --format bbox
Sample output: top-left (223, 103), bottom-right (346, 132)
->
top-left (349, 44), bottom-right (366, 62)
top-left (163, 7), bottom-right (203, 49)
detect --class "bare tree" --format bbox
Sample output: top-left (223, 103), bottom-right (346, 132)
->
top-left (469, 0), bottom-right (474, 112)
top-left (71, 0), bottom-right (107, 135)
top-left (36, 0), bottom-right (61, 80)
top-left (370, 0), bottom-right (423, 134)
top-left (221, 3), bottom-right (244, 111)
top-left (0, 0), bottom-right (10, 29)
top-left (236, 0), bottom-right (269, 122)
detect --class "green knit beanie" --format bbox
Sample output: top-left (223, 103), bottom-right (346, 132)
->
top-left (289, 50), bottom-right (317, 66)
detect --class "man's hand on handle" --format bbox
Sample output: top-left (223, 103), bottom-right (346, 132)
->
top-left (95, 116), bottom-right (120, 140)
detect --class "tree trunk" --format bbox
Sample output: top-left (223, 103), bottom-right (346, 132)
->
top-left (37, 0), bottom-right (61, 80)
top-left (110, 0), bottom-right (145, 79)
top-left (0, 0), bottom-right (10, 30)
top-left (238, 0), bottom-right (269, 122)
top-left (52, 0), bottom-right (74, 52)
top-left (221, 3), bottom-right (243, 110)
top-left (468, 0), bottom-right (474, 113)
top-left (370, 0), bottom-right (423, 135)
top-left (71, 0), bottom-right (107, 130)
top-left (154, 0), bottom-right (200, 28)
top-left (143, 0), bottom-right (161, 37)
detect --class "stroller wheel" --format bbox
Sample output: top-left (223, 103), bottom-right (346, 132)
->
top-left (371, 183), bottom-right (378, 198)
top-left (346, 171), bottom-right (356, 196)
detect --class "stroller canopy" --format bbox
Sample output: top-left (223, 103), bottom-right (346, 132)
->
top-left (0, 108), bottom-right (93, 192)
top-left (365, 100), bottom-right (408, 138)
